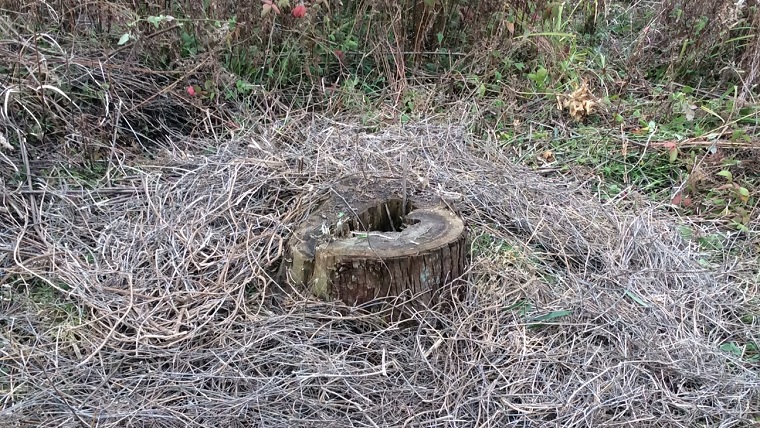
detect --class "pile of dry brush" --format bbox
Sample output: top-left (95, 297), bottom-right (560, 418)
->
top-left (1, 114), bottom-right (758, 427)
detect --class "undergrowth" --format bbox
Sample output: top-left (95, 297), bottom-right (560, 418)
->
top-left (0, 3), bottom-right (758, 288)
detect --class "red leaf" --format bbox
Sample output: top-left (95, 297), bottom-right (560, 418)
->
top-left (334, 49), bottom-right (345, 66)
top-left (292, 4), bottom-right (307, 18)
top-left (671, 192), bottom-right (682, 206)
top-left (186, 85), bottom-right (196, 97)
top-left (671, 191), bottom-right (692, 207)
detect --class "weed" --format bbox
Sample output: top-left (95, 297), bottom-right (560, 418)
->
top-left (721, 341), bottom-right (760, 363)
top-left (2, 274), bottom-right (82, 327)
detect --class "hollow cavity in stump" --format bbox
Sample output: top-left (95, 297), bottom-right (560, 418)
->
top-left (287, 191), bottom-right (466, 314)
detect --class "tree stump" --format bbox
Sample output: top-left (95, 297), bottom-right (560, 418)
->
top-left (286, 179), bottom-right (467, 316)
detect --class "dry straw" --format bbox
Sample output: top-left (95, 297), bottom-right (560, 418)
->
top-left (1, 112), bottom-right (758, 427)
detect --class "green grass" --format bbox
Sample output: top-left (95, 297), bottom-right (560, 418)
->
top-left (3, 274), bottom-right (80, 322)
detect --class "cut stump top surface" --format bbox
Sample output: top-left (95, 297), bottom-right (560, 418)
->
top-left (322, 207), bottom-right (464, 258)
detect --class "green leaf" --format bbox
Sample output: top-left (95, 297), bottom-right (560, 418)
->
top-left (532, 310), bottom-right (572, 322)
top-left (527, 310), bottom-right (572, 329)
top-left (698, 233), bottom-right (724, 251)
top-left (720, 342), bottom-right (742, 357)
top-left (734, 222), bottom-right (749, 233)
top-left (117, 33), bottom-right (131, 45)
top-left (717, 170), bottom-right (733, 182)
top-left (504, 299), bottom-right (532, 315)
top-left (697, 258), bottom-right (714, 268)
top-left (694, 16), bottom-right (708, 34)
top-left (147, 15), bottom-right (164, 27)
top-left (677, 226), bottom-right (693, 240)
top-left (235, 80), bottom-right (256, 93)
top-left (668, 146), bottom-right (678, 163)
top-left (731, 129), bottom-right (750, 142)
top-left (736, 187), bottom-right (749, 202)
top-left (625, 290), bottom-right (649, 307)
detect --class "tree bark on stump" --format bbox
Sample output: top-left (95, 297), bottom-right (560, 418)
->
top-left (286, 181), bottom-right (467, 317)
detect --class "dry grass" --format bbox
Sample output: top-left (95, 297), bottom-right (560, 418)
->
top-left (1, 114), bottom-right (758, 427)
top-left (639, 0), bottom-right (760, 91)
top-left (0, 14), bottom-right (237, 174)
top-left (0, 1), bottom-right (758, 426)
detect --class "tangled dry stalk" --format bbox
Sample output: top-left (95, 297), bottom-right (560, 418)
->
top-left (1, 113), bottom-right (758, 427)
